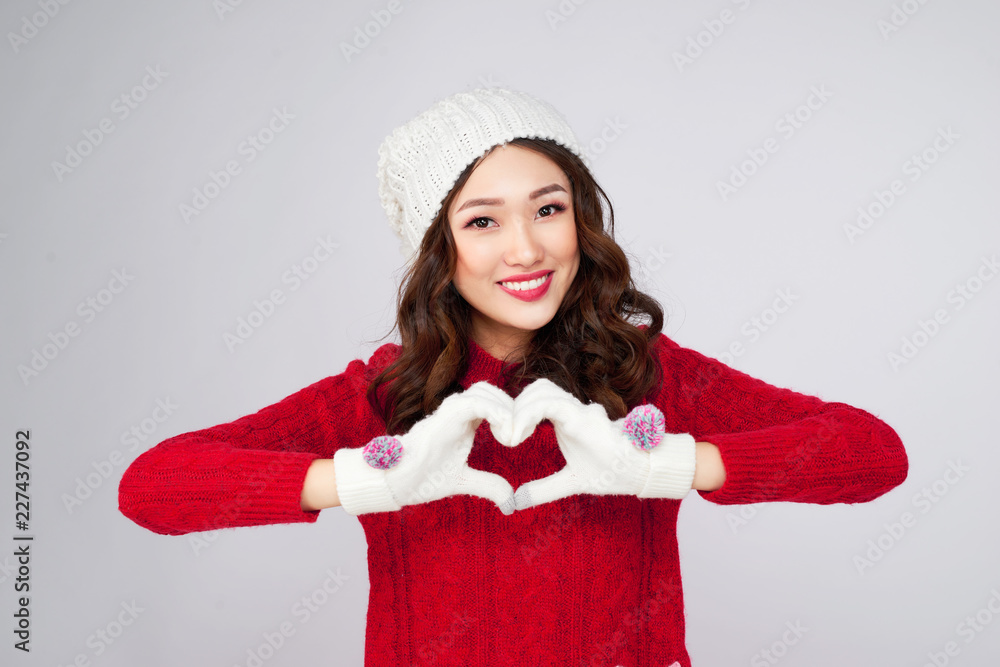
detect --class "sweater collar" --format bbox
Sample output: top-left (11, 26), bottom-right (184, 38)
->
top-left (460, 338), bottom-right (522, 389)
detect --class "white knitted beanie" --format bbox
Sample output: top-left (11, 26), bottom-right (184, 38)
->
top-left (376, 88), bottom-right (583, 261)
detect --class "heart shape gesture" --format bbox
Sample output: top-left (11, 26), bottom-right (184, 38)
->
top-left (334, 382), bottom-right (518, 516)
top-left (501, 379), bottom-right (697, 511)
top-left (335, 380), bottom-right (697, 516)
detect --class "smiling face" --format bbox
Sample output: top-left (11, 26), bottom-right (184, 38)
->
top-left (446, 144), bottom-right (580, 360)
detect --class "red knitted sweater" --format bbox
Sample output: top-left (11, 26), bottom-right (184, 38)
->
top-left (118, 334), bottom-right (908, 666)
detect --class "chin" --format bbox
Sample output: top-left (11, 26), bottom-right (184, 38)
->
top-left (510, 313), bottom-right (558, 333)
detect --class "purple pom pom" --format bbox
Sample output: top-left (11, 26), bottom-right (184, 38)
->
top-left (623, 405), bottom-right (665, 451)
top-left (362, 436), bottom-right (403, 470)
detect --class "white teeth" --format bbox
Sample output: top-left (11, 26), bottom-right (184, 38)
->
top-left (500, 275), bottom-right (548, 291)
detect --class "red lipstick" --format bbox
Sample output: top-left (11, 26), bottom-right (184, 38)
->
top-left (497, 271), bottom-right (553, 302)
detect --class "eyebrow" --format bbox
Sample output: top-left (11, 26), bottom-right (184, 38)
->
top-left (455, 183), bottom-right (567, 213)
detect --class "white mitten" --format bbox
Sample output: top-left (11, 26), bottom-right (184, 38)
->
top-left (509, 379), bottom-right (696, 510)
top-left (334, 382), bottom-right (517, 515)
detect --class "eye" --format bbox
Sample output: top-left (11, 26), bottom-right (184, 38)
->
top-left (537, 203), bottom-right (567, 218)
top-left (463, 217), bottom-right (496, 230)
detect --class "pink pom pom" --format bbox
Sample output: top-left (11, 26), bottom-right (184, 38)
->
top-left (362, 436), bottom-right (403, 469)
top-left (623, 405), bottom-right (665, 451)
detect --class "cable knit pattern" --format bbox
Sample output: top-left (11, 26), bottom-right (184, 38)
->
top-left (118, 335), bottom-right (908, 666)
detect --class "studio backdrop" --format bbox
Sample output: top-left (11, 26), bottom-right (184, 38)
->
top-left (1, 0), bottom-right (998, 665)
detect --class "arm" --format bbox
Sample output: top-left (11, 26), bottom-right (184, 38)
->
top-left (301, 458), bottom-right (340, 510)
top-left (651, 335), bottom-right (907, 505)
top-left (693, 441), bottom-right (725, 492)
top-left (118, 344), bottom-right (398, 534)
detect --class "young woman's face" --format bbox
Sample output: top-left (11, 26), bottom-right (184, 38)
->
top-left (446, 144), bottom-right (580, 359)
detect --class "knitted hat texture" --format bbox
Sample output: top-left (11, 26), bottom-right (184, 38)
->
top-left (376, 88), bottom-right (583, 261)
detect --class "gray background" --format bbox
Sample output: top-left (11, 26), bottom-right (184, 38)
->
top-left (2, 0), bottom-right (998, 665)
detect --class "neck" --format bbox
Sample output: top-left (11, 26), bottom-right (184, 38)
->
top-left (468, 313), bottom-right (535, 363)
top-left (472, 332), bottom-right (530, 364)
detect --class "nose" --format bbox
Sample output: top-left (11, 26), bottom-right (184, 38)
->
top-left (504, 218), bottom-right (543, 267)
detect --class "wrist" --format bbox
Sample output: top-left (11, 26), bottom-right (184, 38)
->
top-left (300, 458), bottom-right (340, 511)
top-left (692, 441), bottom-right (726, 491)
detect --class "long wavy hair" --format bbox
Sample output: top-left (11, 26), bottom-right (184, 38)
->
top-left (367, 137), bottom-right (665, 434)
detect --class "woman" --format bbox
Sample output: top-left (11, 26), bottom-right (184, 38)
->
top-left (119, 88), bottom-right (908, 666)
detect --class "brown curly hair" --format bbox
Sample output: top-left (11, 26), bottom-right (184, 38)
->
top-left (367, 138), bottom-right (665, 434)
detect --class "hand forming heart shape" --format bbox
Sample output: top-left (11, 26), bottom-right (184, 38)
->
top-left (334, 379), bottom-right (697, 517)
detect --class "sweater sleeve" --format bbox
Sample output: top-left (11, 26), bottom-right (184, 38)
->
top-left (650, 335), bottom-right (908, 505)
top-left (118, 343), bottom-right (400, 535)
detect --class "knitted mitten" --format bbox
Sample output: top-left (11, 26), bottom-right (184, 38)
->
top-left (334, 382), bottom-right (517, 515)
top-left (507, 379), bottom-right (697, 510)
